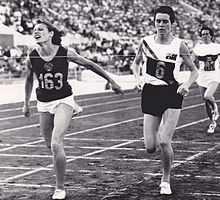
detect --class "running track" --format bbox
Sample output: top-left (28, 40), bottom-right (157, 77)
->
top-left (0, 85), bottom-right (219, 200)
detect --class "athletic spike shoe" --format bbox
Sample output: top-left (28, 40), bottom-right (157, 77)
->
top-left (160, 182), bottom-right (172, 195)
top-left (207, 121), bottom-right (217, 134)
top-left (52, 189), bottom-right (66, 200)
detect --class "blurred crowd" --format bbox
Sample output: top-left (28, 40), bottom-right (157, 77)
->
top-left (0, 0), bottom-right (219, 77)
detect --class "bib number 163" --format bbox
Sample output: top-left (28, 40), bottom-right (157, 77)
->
top-left (39, 73), bottom-right (63, 90)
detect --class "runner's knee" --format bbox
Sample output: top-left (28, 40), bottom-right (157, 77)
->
top-left (145, 142), bottom-right (156, 153)
top-left (159, 141), bottom-right (171, 150)
top-left (144, 140), bottom-right (157, 153)
top-left (51, 140), bottom-right (63, 154)
top-left (146, 147), bottom-right (156, 153)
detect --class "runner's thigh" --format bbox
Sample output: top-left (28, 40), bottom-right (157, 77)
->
top-left (52, 103), bottom-right (73, 141)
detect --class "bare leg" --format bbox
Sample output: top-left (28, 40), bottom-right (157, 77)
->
top-left (159, 109), bottom-right (181, 183)
top-left (143, 114), bottom-right (162, 153)
top-left (51, 103), bottom-right (73, 190)
top-left (200, 83), bottom-right (219, 121)
top-left (39, 112), bottom-right (54, 148)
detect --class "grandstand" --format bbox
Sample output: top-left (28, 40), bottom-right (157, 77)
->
top-left (0, 0), bottom-right (219, 80)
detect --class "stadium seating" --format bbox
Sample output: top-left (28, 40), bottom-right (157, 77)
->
top-left (0, 0), bottom-right (219, 76)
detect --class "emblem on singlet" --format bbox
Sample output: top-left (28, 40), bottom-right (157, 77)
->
top-left (198, 54), bottom-right (218, 71)
top-left (44, 62), bottom-right (53, 72)
top-left (166, 53), bottom-right (177, 61)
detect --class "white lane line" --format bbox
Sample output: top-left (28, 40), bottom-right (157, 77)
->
top-left (0, 183), bottom-right (54, 188)
top-left (1, 139), bottom-right (218, 147)
top-left (0, 113), bottom-right (39, 121)
top-left (0, 106), bottom-right (140, 134)
top-left (1, 95), bottom-right (218, 134)
top-left (1, 116), bottom-right (218, 183)
top-left (1, 172), bottom-right (220, 190)
top-left (0, 97), bottom-right (140, 121)
top-left (0, 108), bottom-right (217, 162)
top-left (0, 166), bottom-right (49, 170)
top-left (1, 94), bottom-right (217, 134)
top-left (0, 86), bottom-right (202, 114)
top-left (101, 144), bottom-right (220, 199)
top-left (172, 144), bottom-right (219, 168)
top-left (194, 175), bottom-right (220, 179)
top-left (0, 124), bottom-right (39, 134)
top-left (0, 92), bottom-right (135, 113)
top-left (83, 97), bottom-right (139, 108)
top-left (187, 193), bottom-right (220, 197)
top-left (0, 96), bottom-right (219, 185)
top-left (0, 110), bottom-right (216, 155)
top-left (0, 117), bottom-right (142, 153)
top-left (1, 166), bottom-right (220, 180)
top-left (0, 140), bottom-right (44, 152)
top-left (176, 117), bottom-right (209, 129)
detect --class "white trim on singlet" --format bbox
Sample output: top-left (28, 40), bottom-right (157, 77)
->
top-left (141, 35), bottom-right (183, 85)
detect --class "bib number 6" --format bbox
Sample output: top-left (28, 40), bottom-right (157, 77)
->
top-left (155, 61), bottom-right (165, 79)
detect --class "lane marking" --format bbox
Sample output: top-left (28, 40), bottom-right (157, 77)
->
top-left (0, 97), bottom-right (140, 121)
top-left (187, 192), bottom-right (220, 197)
top-left (1, 139), bottom-right (218, 146)
top-left (0, 92), bottom-right (136, 113)
top-left (100, 144), bottom-right (220, 199)
top-left (0, 106), bottom-right (140, 134)
top-left (0, 92), bottom-right (219, 191)
top-left (1, 116), bottom-right (218, 183)
top-left (0, 86), bottom-right (203, 113)
top-left (1, 96), bottom-right (218, 134)
top-left (0, 166), bottom-right (220, 180)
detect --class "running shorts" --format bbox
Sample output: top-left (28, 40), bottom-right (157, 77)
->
top-left (197, 71), bottom-right (220, 88)
top-left (141, 83), bottom-right (183, 116)
top-left (37, 94), bottom-right (75, 114)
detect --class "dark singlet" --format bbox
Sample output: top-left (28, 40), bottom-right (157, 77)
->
top-left (198, 55), bottom-right (218, 71)
top-left (29, 46), bottom-right (72, 102)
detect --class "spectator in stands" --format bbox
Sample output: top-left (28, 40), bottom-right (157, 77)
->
top-left (193, 26), bottom-right (220, 134)
top-left (22, 19), bottom-right (123, 199)
top-left (131, 6), bottom-right (198, 195)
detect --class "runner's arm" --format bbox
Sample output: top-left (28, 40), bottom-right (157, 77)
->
top-left (67, 48), bottom-right (123, 94)
top-left (23, 57), bottom-right (34, 117)
top-left (131, 42), bottom-right (144, 91)
top-left (177, 42), bottom-right (199, 96)
top-left (191, 51), bottom-right (200, 69)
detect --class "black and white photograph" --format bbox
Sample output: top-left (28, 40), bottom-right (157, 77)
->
top-left (0, 0), bottom-right (219, 199)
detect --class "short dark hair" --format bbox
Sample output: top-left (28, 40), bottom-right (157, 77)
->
top-left (200, 26), bottom-right (213, 37)
top-left (154, 6), bottom-right (175, 24)
top-left (36, 19), bottom-right (64, 45)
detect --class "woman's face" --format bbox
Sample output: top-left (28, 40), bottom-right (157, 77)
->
top-left (33, 23), bottom-right (53, 44)
top-left (155, 13), bottom-right (172, 37)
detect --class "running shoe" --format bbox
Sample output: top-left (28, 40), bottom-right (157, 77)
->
top-left (52, 189), bottom-right (66, 199)
top-left (207, 121), bottom-right (217, 134)
top-left (159, 182), bottom-right (172, 195)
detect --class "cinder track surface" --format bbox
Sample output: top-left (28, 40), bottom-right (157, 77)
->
top-left (0, 85), bottom-right (219, 200)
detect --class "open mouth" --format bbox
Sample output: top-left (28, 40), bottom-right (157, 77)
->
top-left (34, 35), bottom-right (41, 39)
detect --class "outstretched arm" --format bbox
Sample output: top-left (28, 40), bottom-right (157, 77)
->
top-left (67, 48), bottom-right (123, 94)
